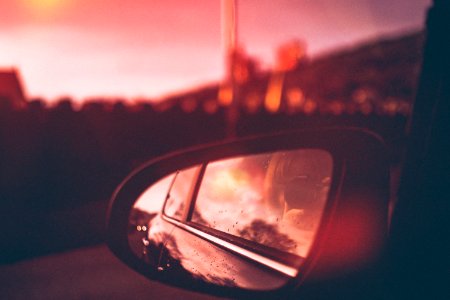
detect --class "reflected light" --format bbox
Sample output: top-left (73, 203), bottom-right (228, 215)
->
top-left (212, 169), bottom-right (248, 195)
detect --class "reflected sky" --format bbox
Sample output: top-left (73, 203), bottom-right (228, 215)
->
top-left (192, 149), bottom-right (332, 257)
top-left (134, 174), bottom-right (175, 214)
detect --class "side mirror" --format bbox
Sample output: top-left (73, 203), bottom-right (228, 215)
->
top-left (106, 128), bottom-right (390, 298)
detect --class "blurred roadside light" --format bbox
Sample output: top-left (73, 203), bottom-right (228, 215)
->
top-left (352, 87), bottom-right (377, 115)
top-left (381, 97), bottom-right (410, 116)
top-left (360, 102), bottom-right (373, 115)
top-left (303, 99), bottom-right (317, 115)
top-left (286, 87), bottom-right (305, 114)
top-left (328, 100), bottom-right (345, 116)
top-left (244, 91), bottom-right (262, 114)
top-left (218, 84), bottom-right (233, 106)
top-left (352, 87), bottom-right (377, 104)
top-left (181, 97), bottom-right (197, 113)
top-left (265, 73), bottom-right (284, 113)
top-left (203, 99), bottom-right (219, 114)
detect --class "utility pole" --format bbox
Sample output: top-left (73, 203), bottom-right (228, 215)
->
top-left (220, 0), bottom-right (239, 137)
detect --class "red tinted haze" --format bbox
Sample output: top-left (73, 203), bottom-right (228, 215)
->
top-left (0, 0), bottom-right (430, 103)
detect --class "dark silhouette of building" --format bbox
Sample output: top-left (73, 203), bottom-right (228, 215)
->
top-left (0, 68), bottom-right (26, 109)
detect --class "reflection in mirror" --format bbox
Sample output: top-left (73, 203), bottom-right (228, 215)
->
top-left (127, 150), bottom-right (333, 291)
top-left (128, 166), bottom-right (200, 264)
top-left (128, 173), bottom-right (175, 259)
top-left (192, 149), bottom-right (332, 259)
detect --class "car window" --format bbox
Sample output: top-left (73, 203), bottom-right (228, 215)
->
top-left (191, 149), bottom-right (333, 258)
top-left (163, 165), bottom-right (200, 221)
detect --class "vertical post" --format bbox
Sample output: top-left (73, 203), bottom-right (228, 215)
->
top-left (220, 0), bottom-right (239, 137)
top-left (222, 0), bottom-right (237, 58)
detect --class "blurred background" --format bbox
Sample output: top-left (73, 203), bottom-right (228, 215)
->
top-left (0, 0), bottom-right (430, 298)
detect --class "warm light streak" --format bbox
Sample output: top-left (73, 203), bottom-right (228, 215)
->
top-left (265, 73), bottom-right (285, 113)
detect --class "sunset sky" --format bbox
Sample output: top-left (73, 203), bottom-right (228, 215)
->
top-left (0, 0), bottom-right (431, 103)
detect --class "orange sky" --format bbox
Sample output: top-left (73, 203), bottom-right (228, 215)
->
top-left (0, 0), bottom-right (431, 103)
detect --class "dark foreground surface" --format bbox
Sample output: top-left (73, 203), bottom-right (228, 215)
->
top-left (0, 244), bottom-right (224, 300)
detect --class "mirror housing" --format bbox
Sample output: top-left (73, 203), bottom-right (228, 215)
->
top-left (106, 127), bottom-right (390, 298)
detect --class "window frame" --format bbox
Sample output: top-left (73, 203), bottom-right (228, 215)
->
top-left (162, 165), bottom-right (203, 222)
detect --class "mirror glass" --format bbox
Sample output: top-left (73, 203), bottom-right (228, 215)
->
top-left (128, 149), bottom-right (333, 290)
top-left (128, 173), bottom-right (175, 259)
top-left (192, 149), bottom-right (332, 258)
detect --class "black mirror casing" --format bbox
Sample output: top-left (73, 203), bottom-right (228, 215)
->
top-left (106, 127), bottom-right (390, 298)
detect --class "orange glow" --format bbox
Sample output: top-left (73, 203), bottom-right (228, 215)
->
top-left (276, 40), bottom-right (306, 71)
top-left (24, 0), bottom-right (70, 17)
top-left (209, 159), bottom-right (262, 196)
top-left (286, 87), bottom-right (305, 113)
top-left (211, 168), bottom-right (249, 196)
top-left (194, 150), bottom-right (333, 258)
top-left (303, 99), bottom-right (317, 115)
top-left (264, 73), bottom-right (284, 113)
top-left (218, 84), bottom-right (233, 106)
top-left (244, 91), bottom-right (261, 113)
